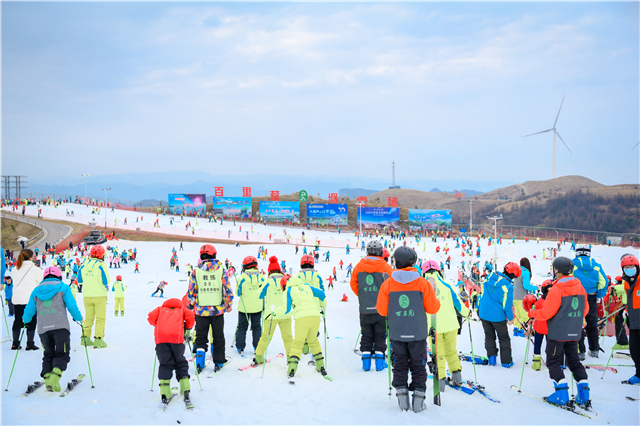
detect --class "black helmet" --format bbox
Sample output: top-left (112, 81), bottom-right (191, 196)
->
top-left (393, 246), bottom-right (417, 269)
top-left (552, 256), bottom-right (574, 276)
top-left (366, 240), bottom-right (383, 257)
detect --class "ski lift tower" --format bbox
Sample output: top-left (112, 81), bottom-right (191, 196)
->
top-left (389, 160), bottom-right (401, 189)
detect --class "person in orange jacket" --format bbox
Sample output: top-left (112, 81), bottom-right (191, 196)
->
top-left (529, 257), bottom-right (590, 407)
top-left (148, 297), bottom-right (196, 406)
top-left (351, 241), bottom-right (394, 371)
top-left (376, 246), bottom-right (440, 413)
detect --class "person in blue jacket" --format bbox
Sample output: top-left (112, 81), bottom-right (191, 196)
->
top-left (513, 257), bottom-right (538, 330)
top-left (22, 266), bottom-right (83, 392)
top-left (479, 262), bottom-right (521, 367)
top-left (573, 245), bottom-right (608, 359)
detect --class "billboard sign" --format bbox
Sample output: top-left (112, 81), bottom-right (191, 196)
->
top-left (408, 209), bottom-right (452, 230)
top-left (358, 207), bottom-right (399, 229)
top-left (306, 203), bottom-right (348, 225)
top-left (168, 194), bottom-right (207, 215)
top-left (211, 197), bottom-right (252, 218)
top-left (259, 201), bottom-right (300, 222)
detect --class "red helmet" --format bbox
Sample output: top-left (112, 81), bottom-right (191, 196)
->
top-left (200, 244), bottom-right (217, 258)
top-left (90, 245), bottom-right (105, 259)
top-left (116, 275), bottom-right (122, 281)
top-left (242, 256), bottom-right (258, 269)
top-left (382, 248), bottom-right (390, 261)
top-left (300, 254), bottom-right (315, 268)
top-left (615, 275), bottom-right (622, 283)
top-left (621, 254), bottom-right (639, 268)
top-left (503, 262), bottom-right (522, 278)
top-left (522, 294), bottom-right (537, 312)
top-left (542, 279), bottom-right (552, 288)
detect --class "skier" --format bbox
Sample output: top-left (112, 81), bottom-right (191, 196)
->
top-left (152, 281), bottom-right (168, 298)
top-left (281, 255), bottom-right (328, 380)
top-left (350, 240), bottom-right (393, 371)
top-left (572, 245), bottom-right (608, 360)
top-left (346, 263), bottom-right (353, 278)
top-left (609, 276), bottom-right (629, 350)
top-left (112, 275), bottom-right (127, 316)
top-left (77, 244), bottom-right (110, 346)
top-left (513, 257), bottom-right (537, 332)
top-left (235, 256), bottom-right (265, 356)
top-left (187, 244), bottom-right (233, 373)
top-left (528, 256), bottom-right (590, 407)
top-left (478, 262), bottom-right (520, 367)
top-left (9, 249), bottom-right (43, 350)
top-left (327, 275), bottom-right (334, 290)
top-left (529, 280), bottom-right (551, 371)
top-left (619, 254), bottom-right (639, 385)
top-left (148, 297), bottom-right (195, 406)
top-left (22, 266), bottom-right (83, 392)
top-left (376, 247), bottom-right (440, 412)
top-left (253, 256), bottom-right (293, 365)
top-left (4, 276), bottom-right (14, 316)
top-left (423, 260), bottom-right (469, 389)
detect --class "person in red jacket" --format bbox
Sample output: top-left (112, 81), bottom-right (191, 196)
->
top-left (529, 257), bottom-right (590, 408)
top-left (528, 280), bottom-right (552, 371)
top-left (148, 298), bottom-right (196, 406)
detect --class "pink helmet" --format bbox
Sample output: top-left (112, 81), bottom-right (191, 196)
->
top-left (422, 260), bottom-right (440, 273)
top-left (43, 266), bottom-right (62, 280)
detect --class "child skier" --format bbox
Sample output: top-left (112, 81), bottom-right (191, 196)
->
top-left (4, 276), bottom-right (14, 316)
top-left (528, 256), bottom-right (590, 407)
top-left (529, 280), bottom-right (551, 371)
top-left (152, 281), bottom-right (168, 298)
top-left (235, 256), bottom-right (265, 356)
top-left (376, 247), bottom-right (440, 413)
top-left (112, 275), bottom-right (127, 316)
top-left (350, 240), bottom-right (393, 371)
top-left (22, 267), bottom-right (83, 392)
top-left (423, 260), bottom-right (469, 389)
top-left (147, 297), bottom-right (195, 407)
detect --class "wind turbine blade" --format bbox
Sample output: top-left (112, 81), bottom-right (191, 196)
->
top-left (522, 129), bottom-right (553, 138)
top-left (554, 130), bottom-right (571, 154)
top-left (553, 96), bottom-right (565, 129)
top-left (633, 142), bottom-right (639, 150)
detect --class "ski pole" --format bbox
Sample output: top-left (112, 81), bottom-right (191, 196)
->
top-left (321, 311), bottom-right (329, 369)
top-left (261, 308), bottom-right (275, 379)
top-left (601, 316), bottom-right (627, 380)
top-left (385, 318), bottom-right (392, 401)
top-left (0, 295), bottom-right (11, 340)
top-left (185, 336), bottom-right (203, 391)
top-left (4, 328), bottom-right (25, 391)
top-left (516, 319), bottom-right (533, 392)
top-left (77, 321), bottom-right (95, 388)
top-left (353, 329), bottom-right (361, 353)
top-left (150, 354), bottom-right (157, 391)
top-left (467, 313), bottom-right (478, 384)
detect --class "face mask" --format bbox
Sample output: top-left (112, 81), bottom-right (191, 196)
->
top-left (623, 267), bottom-right (637, 277)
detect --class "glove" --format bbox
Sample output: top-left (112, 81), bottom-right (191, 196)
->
top-left (184, 329), bottom-right (191, 341)
top-left (623, 310), bottom-right (628, 320)
top-left (270, 305), bottom-right (276, 313)
top-left (596, 298), bottom-right (602, 304)
top-left (187, 304), bottom-right (194, 311)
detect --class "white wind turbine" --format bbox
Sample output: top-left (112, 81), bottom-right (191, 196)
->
top-left (523, 96), bottom-right (572, 179)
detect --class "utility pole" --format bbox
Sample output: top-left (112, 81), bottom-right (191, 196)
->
top-left (468, 199), bottom-right (473, 236)
top-left (356, 200), bottom-right (366, 237)
top-left (102, 188), bottom-right (111, 229)
top-left (487, 214), bottom-right (503, 266)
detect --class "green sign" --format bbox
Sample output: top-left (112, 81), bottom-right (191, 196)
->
top-left (299, 190), bottom-right (308, 203)
top-left (571, 297), bottom-right (579, 310)
top-left (366, 275), bottom-right (374, 286)
top-left (399, 294), bottom-right (410, 309)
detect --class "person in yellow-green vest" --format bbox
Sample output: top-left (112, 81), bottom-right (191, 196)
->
top-left (112, 274), bottom-right (127, 316)
top-left (423, 260), bottom-right (469, 389)
top-left (279, 254), bottom-right (328, 381)
top-left (234, 256), bottom-right (265, 356)
top-left (77, 244), bottom-right (110, 348)
top-left (252, 256), bottom-right (293, 366)
top-left (287, 254), bottom-right (324, 355)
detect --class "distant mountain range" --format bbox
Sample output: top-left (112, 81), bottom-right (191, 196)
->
top-left (26, 171), bottom-right (504, 203)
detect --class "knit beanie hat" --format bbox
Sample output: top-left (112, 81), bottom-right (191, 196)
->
top-left (268, 256), bottom-right (281, 274)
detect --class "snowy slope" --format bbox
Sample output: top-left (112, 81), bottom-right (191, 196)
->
top-left (2, 203), bottom-right (638, 425)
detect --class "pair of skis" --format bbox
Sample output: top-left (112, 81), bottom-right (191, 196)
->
top-left (21, 374), bottom-right (85, 398)
top-left (510, 385), bottom-right (597, 419)
top-left (159, 387), bottom-right (194, 411)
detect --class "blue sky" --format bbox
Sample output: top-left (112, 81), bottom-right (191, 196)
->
top-left (2, 1), bottom-right (638, 187)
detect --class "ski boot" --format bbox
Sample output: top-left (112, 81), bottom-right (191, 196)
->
top-left (513, 327), bottom-right (525, 337)
top-left (361, 352), bottom-right (372, 371)
top-left (626, 375), bottom-right (640, 385)
top-left (612, 343), bottom-right (629, 350)
top-left (213, 361), bottom-right (226, 373)
top-left (547, 379), bottom-right (569, 405)
top-left (451, 370), bottom-right (463, 386)
top-left (45, 367), bottom-right (63, 392)
top-left (502, 361), bottom-right (514, 368)
top-left (195, 349), bottom-right (206, 373)
top-left (374, 351), bottom-right (387, 371)
top-left (80, 336), bottom-right (93, 347)
top-left (439, 378), bottom-right (446, 392)
top-left (412, 389), bottom-right (427, 413)
top-left (25, 342), bottom-right (39, 351)
top-left (574, 380), bottom-right (590, 407)
top-left (531, 355), bottom-right (541, 371)
top-left (114, 311), bottom-right (118, 316)
top-left (11, 342), bottom-right (21, 350)
top-left (159, 379), bottom-right (171, 403)
top-left (179, 377), bottom-right (190, 395)
top-left (588, 350), bottom-right (599, 358)
top-left (313, 353), bottom-right (325, 372)
top-left (253, 354), bottom-right (265, 365)
top-left (93, 337), bottom-right (107, 348)
top-left (120, 311), bottom-right (124, 316)
top-left (578, 352), bottom-right (586, 361)
top-left (488, 355), bottom-right (497, 366)
top-left (287, 355), bottom-right (300, 377)
top-left (396, 387), bottom-right (410, 411)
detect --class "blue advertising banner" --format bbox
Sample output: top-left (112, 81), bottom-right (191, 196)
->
top-left (357, 207), bottom-right (400, 229)
top-left (408, 209), bottom-right (452, 230)
top-left (168, 194), bottom-right (207, 215)
top-left (306, 204), bottom-right (348, 225)
top-left (211, 197), bottom-right (252, 218)
top-left (259, 201), bottom-right (300, 222)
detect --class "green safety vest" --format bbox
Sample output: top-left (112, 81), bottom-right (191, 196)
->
top-left (194, 267), bottom-right (224, 307)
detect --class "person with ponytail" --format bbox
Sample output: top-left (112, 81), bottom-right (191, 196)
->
top-left (9, 249), bottom-right (43, 350)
